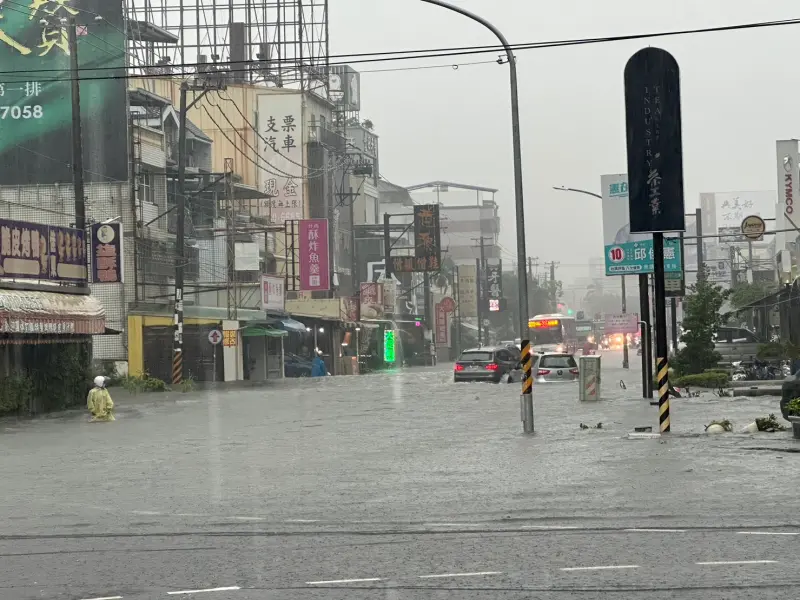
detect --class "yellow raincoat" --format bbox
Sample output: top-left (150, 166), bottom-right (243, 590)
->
top-left (87, 386), bottom-right (115, 422)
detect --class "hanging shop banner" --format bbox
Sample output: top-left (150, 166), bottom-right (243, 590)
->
top-left (260, 274), bottom-right (285, 312)
top-left (359, 282), bottom-right (384, 320)
top-left (624, 47), bottom-right (686, 233)
top-left (298, 218), bottom-right (330, 292)
top-left (412, 204), bottom-right (442, 271)
top-left (457, 264), bottom-right (478, 318)
top-left (485, 261), bottom-right (502, 312)
top-left (256, 92), bottom-right (304, 223)
top-left (90, 222), bottom-right (122, 284)
top-left (0, 0), bottom-right (128, 185)
top-left (601, 173), bottom-right (682, 275)
top-left (0, 218), bottom-right (86, 283)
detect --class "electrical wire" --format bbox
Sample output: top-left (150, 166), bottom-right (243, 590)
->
top-left (1, 16), bottom-right (799, 80)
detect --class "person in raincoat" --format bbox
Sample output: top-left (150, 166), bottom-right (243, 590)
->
top-left (311, 351), bottom-right (328, 377)
top-left (87, 376), bottom-right (115, 421)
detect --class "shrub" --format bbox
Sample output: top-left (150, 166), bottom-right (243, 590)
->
top-left (786, 398), bottom-right (800, 417)
top-left (673, 371), bottom-right (729, 389)
top-left (120, 373), bottom-right (167, 394)
top-left (179, 376), bottom-right (195, 393)
top-left (0, 374), bottom-right (34, 416)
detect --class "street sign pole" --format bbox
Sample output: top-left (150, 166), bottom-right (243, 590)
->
top-left (653, 233), bottom-right (670, 431)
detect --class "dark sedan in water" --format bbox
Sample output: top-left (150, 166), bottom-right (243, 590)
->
top-left (454, 346), bottom-right (520, 383)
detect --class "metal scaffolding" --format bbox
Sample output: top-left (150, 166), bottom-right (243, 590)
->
top-left (125, 0), bottom-right (330, 91)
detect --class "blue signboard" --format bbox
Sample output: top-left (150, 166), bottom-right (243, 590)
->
top-left (605, 237), bottom-right (682, 275)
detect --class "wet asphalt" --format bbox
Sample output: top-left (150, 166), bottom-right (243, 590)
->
top-left (2, 351), bottom-right (800, 599)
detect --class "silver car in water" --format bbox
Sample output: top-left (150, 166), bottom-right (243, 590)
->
top-left (533, 353), bottom-right (579, 383)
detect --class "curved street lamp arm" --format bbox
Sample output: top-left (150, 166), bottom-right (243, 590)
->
top-left (552, 186), bottom-right (602, 199)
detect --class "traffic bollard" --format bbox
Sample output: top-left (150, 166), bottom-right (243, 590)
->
top-left (579, 355), bottom-right (601, 401)
top-left (520, 339), bottom-right (534, 433)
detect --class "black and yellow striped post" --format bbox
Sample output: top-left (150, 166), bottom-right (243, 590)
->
top-left (657, 356), bottom-right (670, 432)
top-left (520, 339), bottom-right (534, 433)
top-left (172, 349), bottom-right (183, 385)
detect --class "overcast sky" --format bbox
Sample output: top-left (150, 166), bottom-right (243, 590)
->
top-left (331, 0), bottom-right (798, 285)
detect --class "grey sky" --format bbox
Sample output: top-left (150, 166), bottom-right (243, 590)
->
top-left (331, 0), bottom-right (798, 283)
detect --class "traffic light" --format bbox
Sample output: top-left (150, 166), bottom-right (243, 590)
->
top-left (577, 311), bottom-right (585, 320)
top-left (567, 309), bottom-right (574, 316)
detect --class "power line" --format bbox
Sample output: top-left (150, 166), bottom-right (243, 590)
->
top-left (1, 16), bottom-right (799, 81)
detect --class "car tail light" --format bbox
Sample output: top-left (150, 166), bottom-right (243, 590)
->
top-left (485, 363), bottom-right (499, 371)
top-left (569, 368), bottom-right (579, 375)
top-left (454, 364), bottom-right (465, 371)
top-left (537, 369), bottom-right (551, 376)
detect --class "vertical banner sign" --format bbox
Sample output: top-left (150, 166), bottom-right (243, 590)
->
top-left (775, 140), bottom-right (799, 261)
top-left (485, 261), bottom-right (502, 312)
top-left (90, 222), bottom-right (122, 283)
top-left (457, 264), bottom-right (478, 317)
top-left (383, 329), bottom-right (396, 363)
top-left (359, 281), bottom-right (384, 319)
top-left (0, 0), bottom-right (128, 184)
top-left (256, 93), bottom-right (304, 223)
top-left (624, 48), bottom-right (686, 234)
top-left (413, 204), bottom-right (442, 271)
top-left (260, 274), bottom-right (285, 312)
top-left (298, 218), bottom-right (330, 292)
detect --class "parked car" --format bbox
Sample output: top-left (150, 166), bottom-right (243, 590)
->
top-left (714, 326), bottom-right (762, 365)
top-left (454, 346), bottom-right (519, 383)
top-left (284, 353), bottom-right (313, 377)
top-left (533, 353), bottom-right (579, 383)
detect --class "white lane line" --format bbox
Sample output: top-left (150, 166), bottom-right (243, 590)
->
top-left (737, 531), bottom-right (800, 536)
top-left (522, 525), bottom-right (579, 530)
top-left (229, 516), bottom-right (265, 521)
top-left (306, 578), bottom-right (382, 585)
top-left (285, 519), bottom-right (320, 523)
top-left (625, 528), bottom-right (686, 533)
top-left (80, 596), bottom-right (123, 600)
top-left (696, 560), bottom-right (778, 566)
top-left (167, 586), bottom-right (241, 595)
top-left (425, 523), bottom-right (482, 527)
top-left (131, 510), bottom-right (161, 516)
top-left (419, 571), bottom-right (502, 579)
top-left (561, 565), bottom-right (639, 572)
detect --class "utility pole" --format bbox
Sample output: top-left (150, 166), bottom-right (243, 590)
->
top-left (474, 236), bottom-right (489, 346)
top-left (172, 77), bottom-right (225, 385)
top-left (224, 158), bottom-right (237, 320)
top-left (67, 16), bottom-right (85, 231)
top-left (696, 208), bottom-right (704, 280)
top-left (730, 245), bottom-right (738, 288)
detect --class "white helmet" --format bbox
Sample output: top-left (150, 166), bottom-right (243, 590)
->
top-left (93, 376), bottom-right (106, 388)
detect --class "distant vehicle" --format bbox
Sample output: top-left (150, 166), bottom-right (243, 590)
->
top-left (533, 353), bottom-right (579, 383)
top-left (454, 346), bottom-right (519, 383)
top-left (529, 313), bottom-right (578, 355)
top-left (284, 353), bottom-right (313, 377)
top-left (714, 326), bottom-right (762, 365)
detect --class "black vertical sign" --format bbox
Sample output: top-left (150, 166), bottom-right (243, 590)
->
top-left (413, 204), bottom-right (441, 272)
top-left (486, 260), bottom-right (502, 312)
top-left (624, 47), bottom-right (686, 233)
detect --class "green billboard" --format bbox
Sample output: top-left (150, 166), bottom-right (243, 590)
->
top-left (0, 0), bottom-right (127, 184)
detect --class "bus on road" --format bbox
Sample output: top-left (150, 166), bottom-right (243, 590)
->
top-left (528, 314), bottom-right (579, 355)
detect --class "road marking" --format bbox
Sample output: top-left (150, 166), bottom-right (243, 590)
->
top-left (737, 531), bottom-right (800, 536)
top-left (696, 560), bottom-right (778, 566)
top-left (561, 565), bottom-right (639, 572)
top-left (131, 510), bottom-right (161, 516)
top-left (285, 519), bottom-right (320, 523)
top-left (419, 571), bottom-right (502, 579)
top-left (80, 596), bottom-right (123, 600)
top-left (522, 525), bottom-right (579, 530)
top-left (425, 523), bottom-right (482, 527)
top-left (230, 516), bottom-right (265, 521)
top-left (175, 513), bottom-right (205, 517)
top-left (167, 586), bottom-right (241, 595)
top-left (625, 528), bottom-right (686, 533)
top-left (306, 578), bottom-right (382, 585)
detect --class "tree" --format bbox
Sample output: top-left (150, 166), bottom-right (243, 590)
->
top-left (729, 281), bottom-right (773, 310)
top-left (672, 274), bottom-right (729, 375)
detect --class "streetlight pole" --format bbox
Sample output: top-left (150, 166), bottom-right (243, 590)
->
top-left (552, 186), bottom-right (628, 368)
top-left (420, 0), bottom-right (530, 431)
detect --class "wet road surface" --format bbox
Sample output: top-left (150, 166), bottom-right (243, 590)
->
top-left (2, 352), bottom-right (799, 599)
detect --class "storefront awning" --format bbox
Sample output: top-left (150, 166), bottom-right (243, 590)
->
top-left (242, 326), bottom-right (288, 338)
top-left (280, 318), bottom-right (308, 333)
top-left (0, 289), bottom-right (105, 335)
